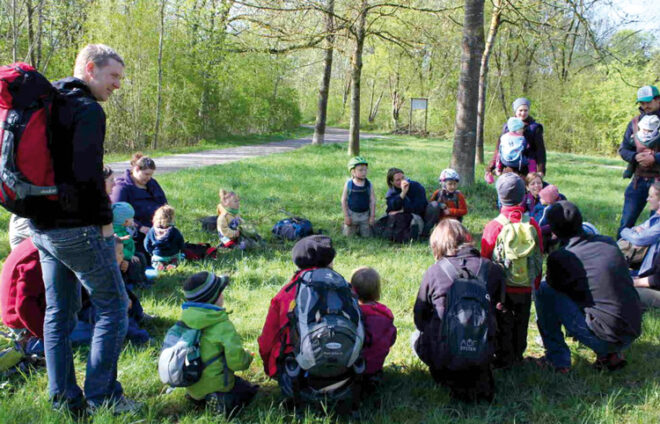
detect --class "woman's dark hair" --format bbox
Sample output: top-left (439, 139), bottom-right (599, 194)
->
top-left (130, 152), bottom-right (156, 170)
top-left (102, 165), bottom-right (113, 179)
top-left (386, 168), bottom-right (404, 188)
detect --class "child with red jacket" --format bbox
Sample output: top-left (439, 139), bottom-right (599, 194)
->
top-left (481, 172), bottom-right (543, 367)
top-left (0, 238), bottom-right (45, 340)
top-left (350, 267), bottom-right (397, 383)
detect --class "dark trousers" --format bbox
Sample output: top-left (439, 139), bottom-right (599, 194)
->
top-left (429, 365), bottom-right (494, 402)
top-left (204, 377), bottom-right (259, 418)
top-left (496, 291), bottom-right (532, 366)
top-left (618, 177), bottom-right (654, 239)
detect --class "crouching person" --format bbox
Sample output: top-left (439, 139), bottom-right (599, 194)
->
top-left (535, 201), bottom-right (642, 373)
top-left (179, 272), bottom-right (258, 418)
top-left (412, 220), bottom-right (505, 402)
top-left (258, 235), bottom-right (366, 414)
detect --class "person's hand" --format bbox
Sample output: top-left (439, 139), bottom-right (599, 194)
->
top-left (120, 260), bottom-right (129, 272)
top-left (344, 216), bottom-right (352, 226)
top-left (131, 255), bottom-right (141, 263)
top-left (636, 151), bottom-right (655, 168)
top-left (401, 179), bottom-right (410, 195)
top-left (369, 216), bottom-right (375, 226)
top-left (139, 226), bottom-right (150, 235)
top-left (388, 210), bottom-right (402, 215)
top-left (118, 234), bottom-right (131, 241)
top-left (101, 224), bottom-right (114, 237)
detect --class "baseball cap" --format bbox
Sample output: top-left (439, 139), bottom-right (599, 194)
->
top-left (637, 86), bottom-right (659, 103)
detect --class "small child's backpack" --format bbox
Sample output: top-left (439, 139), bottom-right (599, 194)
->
top-left (272, 217), bottom-right (313, 241)
top-left (286, 268), bottom-right (365, 378)
top-left (0, 63), bottom-right (58, 218)
top-left (158, 321), bottom-right (223, 387)
top-left (498, 133), bottom-right (528, 169)
top-left (435, 258), bottom-right (495, 371)
top-left (0, 331), bottom-right (24, 374)
top-left (492, 214), bottom-right (542, 287)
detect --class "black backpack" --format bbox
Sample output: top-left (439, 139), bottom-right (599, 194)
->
top-left (435, 258), bottom-right (495, 370)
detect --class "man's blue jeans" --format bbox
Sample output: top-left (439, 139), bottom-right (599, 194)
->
top-left (618, 177), bottom-right (654, 239)
top-left (31, 225), bottom-right (129, 406)
top-left (535, 281), bottom-right (633, 369)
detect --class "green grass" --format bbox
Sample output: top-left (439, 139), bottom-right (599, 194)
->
top-left (0, 135), bottom-right (658, 423)
top-left (103, 126), bottom-right (314, 163)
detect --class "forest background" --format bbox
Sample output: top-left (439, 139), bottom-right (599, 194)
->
top-left (0, 0), bottom-right (658, 157)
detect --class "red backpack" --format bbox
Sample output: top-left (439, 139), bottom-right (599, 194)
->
top-left (0, 62), bottom-right (57, 218)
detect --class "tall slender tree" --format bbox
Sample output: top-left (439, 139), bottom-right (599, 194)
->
top-left (312, 0), bottom-right (335, 145)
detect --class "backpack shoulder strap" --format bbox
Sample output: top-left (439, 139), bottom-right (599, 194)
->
top-left (438, 258), bottom-right (459, 281)
top-left (632, 115), bottom-right (640, 135)
top-left (494, 214), bottom-right (510, 227)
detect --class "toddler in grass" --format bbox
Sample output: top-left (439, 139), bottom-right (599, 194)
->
top-left (341, 156), bottom-right (376, 237)
top-left (350, 266), bottom-right (397, 386)
top-left (144, 205), bottom-right (184, 271)
top-left (217, 189), bottom-right (262, 249)
top-left (429, 168), bottom-right (468, 222)
top-left (112, 202), bottom-right (148, 286)
top-left (179, 271), bottom-right (258, 418)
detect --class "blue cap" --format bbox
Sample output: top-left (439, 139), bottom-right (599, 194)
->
top-left (637, 86), bottom-right (659, 103)
top-left (112, 202), bottom-right (134, 226)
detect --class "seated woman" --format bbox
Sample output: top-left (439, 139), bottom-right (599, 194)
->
top-left (383, 168), bottom-right (440, 241)
top-left (632, 253), bottom-right (660, 311)
top-left (619, 181), bottom-right (660, 274)
top-left (412, 219), bottom-right (505, 402)
top-left (111, 153), bottom-right (167, 256)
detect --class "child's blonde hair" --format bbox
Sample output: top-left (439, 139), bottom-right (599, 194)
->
top-left (153, 205), bottom-right (175, 228)
top-left (351, 267), bottom-right (381, 302)
top-left (217, 189), bottom-right (238, 214)
top-left (429, 219), bottom-right (473, 260)
top-left (525, 172), bottom-right (544, 187)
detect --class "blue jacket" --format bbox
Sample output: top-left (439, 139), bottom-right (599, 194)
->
top-left (385, 179), bottom-right (428, 216)
top-left (620, 212), bottom-right (660, 275)
top-left (144, 226), bottom-right (184, 258)
top-left (111, 169), bottom-right (168, 229)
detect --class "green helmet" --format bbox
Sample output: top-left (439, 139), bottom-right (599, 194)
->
top-left (348, 156), bottom-right (368, 171)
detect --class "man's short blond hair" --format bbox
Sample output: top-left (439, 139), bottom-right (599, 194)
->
top-left (73, 44), bottom-right (124, 79)
top-left (429, 219), bottom-right (473, 260)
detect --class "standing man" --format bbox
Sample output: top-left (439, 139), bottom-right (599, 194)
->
top-left (29, 44), bottom-right (138, 415)
top-left (535, 201), bottom-right (642, 373)
top-left (618, 85), bottom-right (660, 238)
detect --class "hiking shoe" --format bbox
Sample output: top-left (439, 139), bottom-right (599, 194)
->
top-left (87, 396), bottom-right (143, 416)
top-left (593, 352), bottom-right (627, 372)
top-left (530, 356), bottom-right (570, 374)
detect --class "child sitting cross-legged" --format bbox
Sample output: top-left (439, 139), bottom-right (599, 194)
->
top-left (350, 267), bottom-right (397, 387)
top-left (180, 272), bottom-right (258, 418)
top-left (217, 189), bottom-right (262, 249)
top-left (144, 205), bottom-right (184, 271)
top-left (429, 168), bottom-right (468, 222)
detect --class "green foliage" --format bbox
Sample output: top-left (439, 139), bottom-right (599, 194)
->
top-left (0, 135), bottom-right (658, 423)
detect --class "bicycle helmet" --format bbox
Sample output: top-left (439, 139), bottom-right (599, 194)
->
top-left (439, 168), bottom-right (460, 183)
top-left (348, 156), bottom-right (368, 171)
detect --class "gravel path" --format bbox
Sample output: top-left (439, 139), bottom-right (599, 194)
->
top-left (107, 126), bottom-right (385, 174)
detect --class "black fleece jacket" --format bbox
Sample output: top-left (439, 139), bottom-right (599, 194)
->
top-left (30, 78), bottom-right (112, 229)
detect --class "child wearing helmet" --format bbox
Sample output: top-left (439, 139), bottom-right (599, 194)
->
top-left (429, 168), bottom-right (468, 222)
top-left (342, 156), bottom-right (376, 237)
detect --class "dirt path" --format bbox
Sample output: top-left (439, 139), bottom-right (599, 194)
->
top-left (107, 127), bottom-right (385, 174)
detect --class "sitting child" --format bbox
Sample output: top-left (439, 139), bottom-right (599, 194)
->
top-left (429, 168), bottom-right (467, 222)
top-left (350, 267), bottom-right (396, 386)
top-left (144, 205), bottom-right (184, 271)
top-left (112, 202), bottom-right (148, 286)
top-left (217, 189), bottom-right (261, 249)
top-left (180, 272), bottom-right (258, 418)
top-left (342, 156), bottom-right (376, 237)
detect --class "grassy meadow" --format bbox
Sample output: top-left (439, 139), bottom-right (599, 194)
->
top-left (0, 135), bottom-right (658, 424)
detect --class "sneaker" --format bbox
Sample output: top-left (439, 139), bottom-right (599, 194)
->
top-left (52, 395), bottom-right (87, 419)
top-left (593, 352), bottom-right (627, 372)
top-left (87, 396), bottom-right (143, 416)
top-left (530, 356), bottom-right (570, 374)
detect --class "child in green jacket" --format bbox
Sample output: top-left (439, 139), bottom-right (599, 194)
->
top-left (181, 272), bottom-right (258, 417)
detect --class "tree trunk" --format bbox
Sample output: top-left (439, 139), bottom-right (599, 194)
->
top-left (348, 0), bottom-right (368, 156)
top-left (153, 0), bottom-right (166, 150)
top-left (451, 0), bottom-right (485, 186)
top-left (476, 0), bottom-right (503, 165)
top-left (11, 0), bottom-right (18, 62)
top-left (312, 0), bottom-right (335, 145)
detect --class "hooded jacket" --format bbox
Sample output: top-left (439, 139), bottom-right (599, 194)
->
top-left (360, 302), bottom-right (397, 375)
top-left (110, 169), bottom-right (168, 230)
top-left (144, 225), bottom-right (184, 257)
top-left (0, 239), bottom-right (45, 339)
top-left (30, 78), bottom-right (112, 229)
top-left (181, 302), bottom-right (253, 399)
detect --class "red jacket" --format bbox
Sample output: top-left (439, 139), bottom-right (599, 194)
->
top-left (480, 205), bottom-right (544, 293)
top-left (258, 269), bottom-right (308, 378)
top-left (429, 189), bottom-right (468, 220)
top-left (360, 302), bottom-right (397, 375)
top-left (0, 239), bottom-right (46, 338)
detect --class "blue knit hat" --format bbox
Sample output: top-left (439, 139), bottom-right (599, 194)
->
top-left (507, 117), bottom-right (525, 132)
top-left (183, 272), bottom-right (230, 304)
top-left (112, 202), bottom-right (134, 226)
top-left (512, 97), bottom-right (531, 112)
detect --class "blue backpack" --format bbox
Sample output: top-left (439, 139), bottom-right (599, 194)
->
top-left (272, 217), bottom-right (313, 241)
top-left (435, 258), bottom-right (495, 370)
top-left (499, 133), bottom-right (528, 169)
